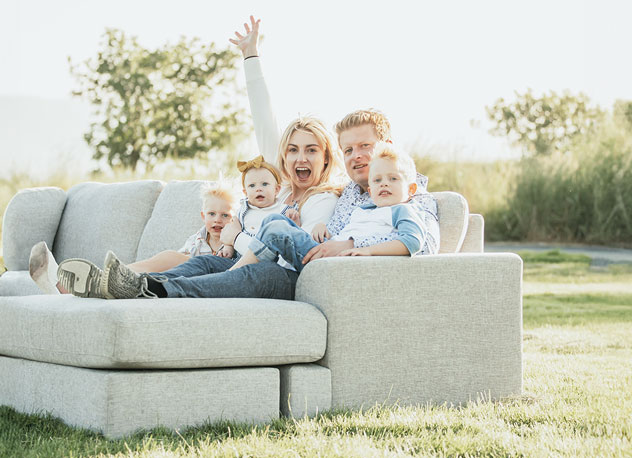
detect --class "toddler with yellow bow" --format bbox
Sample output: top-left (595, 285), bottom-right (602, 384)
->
top-left (217, 155), bottom-right (298, 258)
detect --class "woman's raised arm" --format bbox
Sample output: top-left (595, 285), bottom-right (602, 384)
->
top-left (230, 16), bottom-right (280, 166)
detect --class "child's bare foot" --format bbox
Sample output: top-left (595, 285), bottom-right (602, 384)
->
top-left (229, 250), bottom-right (259, 271)
top-left (29, 241), bottom-right (65, 294)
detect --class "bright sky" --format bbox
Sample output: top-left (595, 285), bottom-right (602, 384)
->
top-left (1, 0), bottom-right (631, 172)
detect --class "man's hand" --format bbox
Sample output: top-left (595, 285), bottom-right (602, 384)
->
top-left (302, 239), bottom-right (354, 264)
top-left (311, 223), bottom-right (330, 243)
top-left (228, 15), bottom-right (260, 59)
top-left (220, 219), bottom-right (242, 246)
top-left (338, 246), bottom-right (371, 256)
top-left (286, 208), bottom-right (301, 226)
top-left (217, 245), bottom-right (235, 258)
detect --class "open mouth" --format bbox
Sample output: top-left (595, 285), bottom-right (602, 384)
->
top-left (295, 167), bottom-right (312, 181)
top-left (353, 164), bottom-right (368, 170)
top-left (211, 225), bottom-right (224, 232)
top-left (255, 194), bottom-right (266, 201)
top-left (378, 190), bottom-right (391, 197)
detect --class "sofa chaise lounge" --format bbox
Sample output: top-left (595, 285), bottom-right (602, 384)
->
top-left (0, 180), bottom-right (523, 438)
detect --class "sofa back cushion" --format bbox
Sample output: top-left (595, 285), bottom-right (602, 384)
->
top-left (53, 181), bottom-right (163, 265)
top-left (136, 180), bottom-right (209, 261)
top-left (2, 187), bottom-right (67, 271)
top-left (432, 191), bottom-right (469, 253)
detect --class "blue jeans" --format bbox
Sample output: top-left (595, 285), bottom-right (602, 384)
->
top-left (248, 214), bottom-right (319, 273)
top-left (154, 253), bottom-right (298, 299)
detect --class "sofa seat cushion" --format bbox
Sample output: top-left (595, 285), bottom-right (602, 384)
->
top-left (0, 296), bottom-right (327, 369)
top-left (0, 271), bottom-right (41, 296)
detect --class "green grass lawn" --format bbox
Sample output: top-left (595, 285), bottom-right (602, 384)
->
top-left (1, 251), bottom-right (631, 457)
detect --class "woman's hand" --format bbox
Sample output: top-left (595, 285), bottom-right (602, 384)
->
top-left (220, 219), bottom-right (242, 246)
top-left (311, 223), bottom-right (330, 243)
top-left (229, 15), bottom-right (260, 59)
top-left (338, 247), bottom-right (372, 256)
top-left (286, 208), bottom-right (301, 226)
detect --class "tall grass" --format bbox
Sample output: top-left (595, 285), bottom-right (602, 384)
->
top-left (486, 118), bottom-right (632, 245)
top-left (413, 157), bottom-right (517, 218)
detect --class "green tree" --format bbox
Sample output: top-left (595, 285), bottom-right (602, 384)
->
top-left (70, 29), bottom-right (249, 171)
top-left (486, 89), bottom-right (603, 156)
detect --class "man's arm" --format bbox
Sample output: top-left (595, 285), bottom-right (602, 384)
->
top-left (338, 240), bottom-right (408, 257)
top-left (302, 239), bottom-right (354, 264)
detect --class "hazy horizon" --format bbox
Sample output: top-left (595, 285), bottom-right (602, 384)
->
top-left (1, 0), bottom-right (631, 178)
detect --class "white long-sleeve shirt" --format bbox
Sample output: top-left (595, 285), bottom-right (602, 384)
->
top-left (244, 57), bottom-right (280, 167)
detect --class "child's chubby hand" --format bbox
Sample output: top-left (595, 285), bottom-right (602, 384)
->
top-left (311, 223), bottom-right (330, 243)
top-left (220, 219), bottom-right (243, 246)
top-left (217, 245), bottom-right (235, 258)
top-left (286, 209), bottom-right (301, 226)
top-left (338, 246), bottom-right (371, 256)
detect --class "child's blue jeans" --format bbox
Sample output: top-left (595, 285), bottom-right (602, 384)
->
top-left (248, 214), bottom-right (320, 273)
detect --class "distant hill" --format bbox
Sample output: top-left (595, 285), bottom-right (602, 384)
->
top-left (0, 95), bottom-right (93, 178)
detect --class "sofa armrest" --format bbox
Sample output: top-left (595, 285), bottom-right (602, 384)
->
top-left (2, 187), bottom-right (67, 271)
top-left (295, 253), bottom-right (522, 408)
top-left (460, 214), bottom-right (484, 253)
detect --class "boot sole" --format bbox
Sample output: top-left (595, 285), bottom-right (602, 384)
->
top-left (58, 259), bottom-right (109, 299)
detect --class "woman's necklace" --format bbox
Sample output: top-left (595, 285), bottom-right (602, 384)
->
top-left (287, 190), bottom-right (303, 206)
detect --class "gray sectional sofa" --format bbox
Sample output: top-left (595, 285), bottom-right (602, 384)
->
top-left (0, 180), bottom-right (523, 438)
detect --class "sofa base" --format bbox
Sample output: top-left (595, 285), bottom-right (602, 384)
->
top-left (0, 356), bottom-right (279, 438)
top-left (280, 364), bottom-right (331, 418)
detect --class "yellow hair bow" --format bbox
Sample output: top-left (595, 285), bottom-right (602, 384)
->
top-left (237, 155), bottom-right (265, 172)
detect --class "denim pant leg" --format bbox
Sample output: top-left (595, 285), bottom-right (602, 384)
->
top-left (247, 214), bottom-right (318, 273)
top-left (162, 261), bottom-right (299, 299)
top-left (154, 254), bottom-right (237, 279)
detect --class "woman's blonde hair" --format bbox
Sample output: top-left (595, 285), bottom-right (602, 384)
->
top-left (277, 116), bottom-right (345, 208)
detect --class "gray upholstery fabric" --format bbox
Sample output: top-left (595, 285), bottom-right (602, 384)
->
top-left (0, 296), bottom-right (327, 369)
top-left (0, 271), bottom-right (41, 296)
top-left (0, 356), bottom-right (279, 438)
top-left (460, 214), bottom-right (484, 253)
top-left (136, 180), bottom-right (209, 261)
top-left (432, 191), bottom-right (469, 253)
top-left (296, 254), bottom-right (523, 408)
top-left (53, 181), bottom-right (163, 265)
top-left (2, 187), bottom-right (66, 271)
top-left (279, 364), bottom-right (331, 418)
